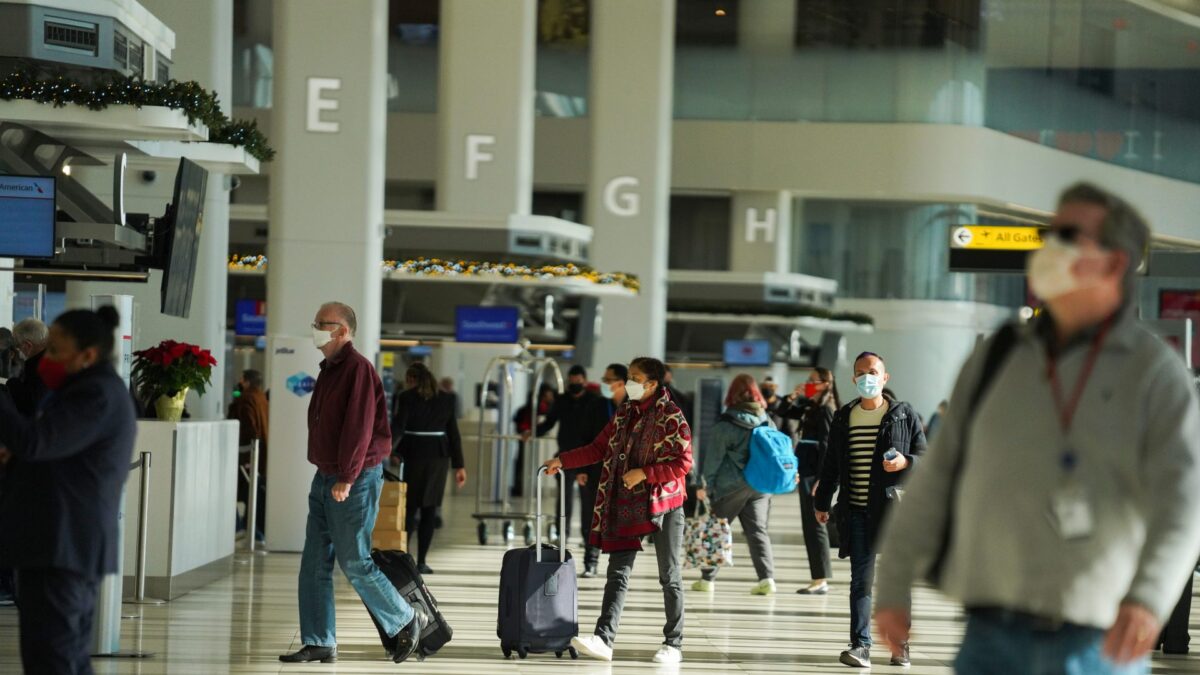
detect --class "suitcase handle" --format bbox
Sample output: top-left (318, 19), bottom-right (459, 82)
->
top-left (535, 465), bottom-right (567, 563)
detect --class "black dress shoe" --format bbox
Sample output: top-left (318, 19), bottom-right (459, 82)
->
top-left (417, 563), bottom-right (434, 575)
top-left (279, 645), bottom-right (337, 663)
top-left (392, 612), bottom-right (425, 663)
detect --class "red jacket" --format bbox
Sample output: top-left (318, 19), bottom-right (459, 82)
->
top-left (307, 343), bottom-right (392, 484)
top-left (560, 389), bottom-right (692, 551)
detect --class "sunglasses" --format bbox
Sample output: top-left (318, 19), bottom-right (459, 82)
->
top-left (1047, 224), bottom-right (1102, 246)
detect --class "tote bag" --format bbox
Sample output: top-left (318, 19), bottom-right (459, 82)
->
top-left (682, 500), bottom-right (733, 569)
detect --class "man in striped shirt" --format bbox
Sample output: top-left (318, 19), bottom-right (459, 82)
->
top-left (816, 352), bottom-right (927, 668)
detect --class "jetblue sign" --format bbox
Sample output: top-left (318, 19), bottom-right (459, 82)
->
top-left (456, 306), bottom-right (519, 344)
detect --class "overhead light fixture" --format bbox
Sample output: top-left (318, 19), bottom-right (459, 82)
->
top-left (715, 8), bottom-right (727, 17)
top-left (61, 160), bottom-right (71, 176)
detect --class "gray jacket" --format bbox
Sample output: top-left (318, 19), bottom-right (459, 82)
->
top-left (875, 308), bottom-right (1200, 627)
top-left (701, 403), bottom-right (769, 499)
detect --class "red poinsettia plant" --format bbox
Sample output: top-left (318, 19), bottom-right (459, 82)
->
top-left (131, 339), bottom-right (217, 402)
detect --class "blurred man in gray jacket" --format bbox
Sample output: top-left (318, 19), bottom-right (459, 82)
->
top-left (875, 183), bottom-right (1200, 674)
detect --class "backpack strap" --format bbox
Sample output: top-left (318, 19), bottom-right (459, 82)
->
top-left (927, 322), bottom-right (1020, 585)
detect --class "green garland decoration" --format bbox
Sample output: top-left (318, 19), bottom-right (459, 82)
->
top-left (0, 67), bottom-right (275, 162)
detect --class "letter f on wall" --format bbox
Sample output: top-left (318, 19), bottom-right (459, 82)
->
top-left (466, 134), bottom-right (496, 180)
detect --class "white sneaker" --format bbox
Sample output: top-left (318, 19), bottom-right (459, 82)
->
top-left (652, 645), bottom-right (682, 664)
top-left (691, 579), bottom-right (715, 592)
top-left (750, 579), bottom-right (777, 595)
top-left (571, 635), bottom-right (613, 662)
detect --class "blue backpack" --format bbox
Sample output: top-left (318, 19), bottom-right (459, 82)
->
top-left (744, 424), bottom-right (798, 494)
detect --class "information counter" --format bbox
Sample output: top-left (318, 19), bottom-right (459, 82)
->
top-left (121, 420), bottom-right (239, 600)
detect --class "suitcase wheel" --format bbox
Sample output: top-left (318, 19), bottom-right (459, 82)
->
top-left (555, 651), bottom-right (563, 659)
top-left (517, 646), bottom-right (528, 660)
top-left (502, 646), bottom-right (512, 659)
top-left (569, 647), bottom-right (579, 660)
top-left (477, 521), bottom-right (488, 546)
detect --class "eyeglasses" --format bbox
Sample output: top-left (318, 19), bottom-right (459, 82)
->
top-left (1047, 224), bottom-right (1102, 246)
top-left (311, 321), bottom-right (342, 330)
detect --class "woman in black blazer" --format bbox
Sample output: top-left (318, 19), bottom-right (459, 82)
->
top-left (392, 363), bottom-right (466, 574)
top-left (0, 307), bottom-right (137, 674)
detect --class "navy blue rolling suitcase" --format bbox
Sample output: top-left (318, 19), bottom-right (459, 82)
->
top-left (497, 467), bottom-right (579, 660)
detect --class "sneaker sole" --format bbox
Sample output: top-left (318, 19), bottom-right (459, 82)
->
top-left (571, 639), bottom-right (613, 662)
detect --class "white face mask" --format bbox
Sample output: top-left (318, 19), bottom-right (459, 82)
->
top-left (624, 380), bottom-right (646, 401)
top-left (1027, 236), bottom-right (1090, 301)
top-left (312, 327), bottom-right (335, 349)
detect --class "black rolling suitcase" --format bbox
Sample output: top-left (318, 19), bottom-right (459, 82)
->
top-left (366, 549), bottom-right (453, 659)
top-left (497, 466), bottom-right (579, 660)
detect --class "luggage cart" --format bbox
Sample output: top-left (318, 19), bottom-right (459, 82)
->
top-left (472, 343), bottom-right (564, 546)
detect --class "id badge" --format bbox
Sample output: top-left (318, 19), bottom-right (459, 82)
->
top-left (1049, 484), bottom-right (1094, 540)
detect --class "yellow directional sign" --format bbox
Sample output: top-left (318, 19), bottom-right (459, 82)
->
top-left (951, 225), bottom-right (1045, 251)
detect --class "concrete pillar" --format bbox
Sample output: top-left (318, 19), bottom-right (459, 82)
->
top-left (267, 0), bottom-right (386, 360)
top-left (586, 0), bottom-right (675, 369)
top-left (729, 190), bottom-right (792, 273)
top-left (66, 0), bottom-right (232, 421)
top-left (265, 0), bottom-right (387, 551)
top-left (436, 0), bottom-right (536, 215)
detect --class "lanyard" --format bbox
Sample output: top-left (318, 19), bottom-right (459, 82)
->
top-left (1045, 317), bottom-right (1113, 438)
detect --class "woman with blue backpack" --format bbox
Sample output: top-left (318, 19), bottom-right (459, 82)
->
top-left (695, 374), bottom-right (795, 596)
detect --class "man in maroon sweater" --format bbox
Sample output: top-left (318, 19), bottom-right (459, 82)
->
top-left (279, 302), bottom-right (423, 665)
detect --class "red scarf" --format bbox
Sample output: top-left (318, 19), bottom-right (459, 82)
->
top-left (588, 389), bottom-right (692, 552)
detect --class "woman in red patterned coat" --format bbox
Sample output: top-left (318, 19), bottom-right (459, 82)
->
top-left (543, 357), bottom-right (693, 666)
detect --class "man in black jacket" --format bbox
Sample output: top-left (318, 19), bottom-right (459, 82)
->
top-left (8, 318), bottom-right (49, 416)
top-left (815, 352), bottom-right (926, 669)
top-left (534, 366), bottom-right (600, 567)
top-left (574, 363), bottom-right (630, 577)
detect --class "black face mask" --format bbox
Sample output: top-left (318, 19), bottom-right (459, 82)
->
top-left (567, 383), bottom-right (584, 395)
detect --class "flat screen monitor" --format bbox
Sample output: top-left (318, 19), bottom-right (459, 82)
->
top-left (160, 159), bottom-right (207, 318)
top-left (456, 306), bottom-right (519, 344)
top-left (724, 339), bottom-right (771, 366)
top-left (0, 174), bottom-right (56, 258)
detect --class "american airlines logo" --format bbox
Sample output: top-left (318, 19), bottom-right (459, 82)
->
top-left (0, 180), bottom-right (49, 196)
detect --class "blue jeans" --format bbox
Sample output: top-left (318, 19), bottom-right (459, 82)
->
top-left (298, 464), bottom-right (414, 647)
top-left (956, 612), bottom-right (1148, 675)
top-left (847, 509), bottom-right (875, 648)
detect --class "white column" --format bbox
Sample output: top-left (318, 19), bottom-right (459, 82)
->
top-left (67, 0), bottom-right (232, 420)
top-left (266, 0), bottom-right (387, 551)
top-left (586, 0), bottom-right (675, 369)
top-left (729, 190), bottom-right (793, 273)
top-left (436, 0), bottom-right (537, 215)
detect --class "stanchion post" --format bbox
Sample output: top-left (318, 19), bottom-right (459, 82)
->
top-left (95, 454), bottom-right (157, 659)
top-left (133, 452), bottom-right (165, 606)
top-left (245, 439), bottom-right (262, 554)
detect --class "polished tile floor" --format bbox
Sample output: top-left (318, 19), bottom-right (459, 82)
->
top-left (1, 490), bottom-right (1198, 674)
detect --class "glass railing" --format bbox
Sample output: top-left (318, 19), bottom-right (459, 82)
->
top-left (796, 200), bottom-right (1026, 307)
